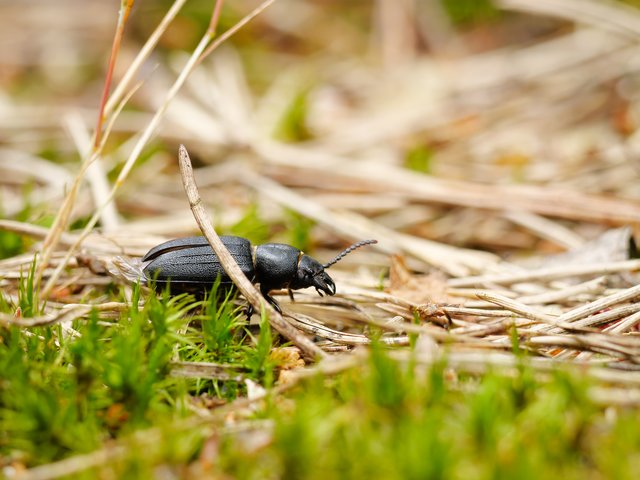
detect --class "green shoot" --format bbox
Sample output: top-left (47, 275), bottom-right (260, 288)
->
top-left (17, 256), bottom-right (42, 318)
top-left (243, 308), bottom-right (276, 388)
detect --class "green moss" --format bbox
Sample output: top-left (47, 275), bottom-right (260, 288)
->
top-left (442, 0), bottom-right (501, 26)
top-left (404, 144), bottom-right (435, 174)
top-left (3, 297), bottom-right (640, 477)
top-left (224, 203), bottom-right (271, 245)
top-left (285, 209), bottom-right (315, 252)
top-left (273, 89), bottom-right (312, 143)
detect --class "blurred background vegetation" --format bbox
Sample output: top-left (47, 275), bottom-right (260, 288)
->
top-left (4, 0), bottom-right (640, 256)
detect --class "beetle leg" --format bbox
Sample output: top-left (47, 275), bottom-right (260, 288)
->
top-left (265, 294), bottom-right (283, 314)
top-left (245, 303), bottom-right (254, 320)
top-left (288, 289), bottom-right (295, 302)
top-left (260, 285), bottom-right (283, 314)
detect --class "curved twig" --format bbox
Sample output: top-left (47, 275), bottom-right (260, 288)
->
top-left (177, 145), bottom-right (325, 360)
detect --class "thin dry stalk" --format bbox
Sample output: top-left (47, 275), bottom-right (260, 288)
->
top-left (502, 210), bottom-right (585, 249)
top-left (528, 335), bottom-right (640, 360)
top-left (517, 277), bottom-right (607, 305)
top-left (476, 291), bottom-right (594, 332)
top-left (64, 114), bottom-right (120, 231)
top-left (103, 0), bottom-right (189, 116)
top-left (499, 0), bottom-right (640, 38)
top-left (606, 310), bottom-right (640, 334)
top-left (561, 303), bottom-right (640, 331)
top-left (94, 0), bottom-right (135, 148)
top-left (0, 220), bottom-right (77, 245)
top-left (17, 445), bottom-right (130, 480)
top-left (40, 0), bottom-right (276, 299)
top-left (177, 145), bottom-right (325, 360)
top-left (0, 303), bottom-right (126, 328)
top-left (0, 310), bottom-right (74, 328)
top-left (169, 361), bottom-right (247, 382)
top-left (196, 0), bottom-right (278, 67)
top-left (36, 1), bottom-right (134, 292)
top-left (557, 283), bottom-right (640, 323)
top-left (449, 260), bottom-right (640, 287)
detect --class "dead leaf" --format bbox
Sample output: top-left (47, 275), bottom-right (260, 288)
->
top-left (269, 346), bottom-right (305, 370)
top-left (388, 254), bottom-right (451, 304)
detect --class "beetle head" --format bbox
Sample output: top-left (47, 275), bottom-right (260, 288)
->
top-left (290, 254), bottom-right (336, 296)
top-left (289, 240), bottom-right (377, 296)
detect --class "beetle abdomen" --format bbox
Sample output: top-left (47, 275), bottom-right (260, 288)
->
top-left (142, 235), bottom-right (255, 293)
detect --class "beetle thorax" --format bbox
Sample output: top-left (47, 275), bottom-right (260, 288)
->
top-left (254, 243), bottom-right (301, 291)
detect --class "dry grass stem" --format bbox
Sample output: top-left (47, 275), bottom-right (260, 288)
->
top-left (178, 145), bottom-right (325, 360)
top-left (169, 361), bottom-right (247, 382)
top-left (557, 283), bottom-right (640, 323)
top-left (449, 260), bottom-right (640, 287)
top-left (103, 0), bottom-right (189, 116)
top-left (499, 0), bottom-right (640, 38)
top-left (39, 0), bottom-right (269, 300)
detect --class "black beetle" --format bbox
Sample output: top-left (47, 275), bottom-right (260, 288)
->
top-left (139, 235), bottom-right (377, 313)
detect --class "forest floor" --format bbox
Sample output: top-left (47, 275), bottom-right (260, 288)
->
top-left (2, 1), bottom-right (640, 478)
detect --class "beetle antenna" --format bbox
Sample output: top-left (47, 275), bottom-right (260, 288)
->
top-left (322, 239), bottom-right (377, 269)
